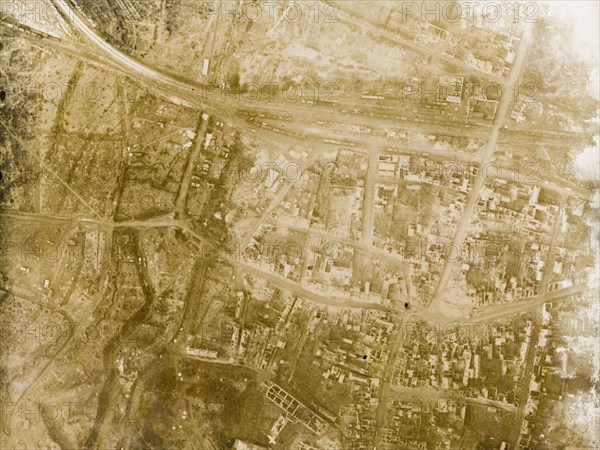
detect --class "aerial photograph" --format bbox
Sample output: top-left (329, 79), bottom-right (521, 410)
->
top-left (0, 0), bottom-right (598, 449)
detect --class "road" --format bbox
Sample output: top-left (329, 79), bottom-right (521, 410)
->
top-left (2, 18), bottom-right (590, 167)
top-left (0, 121), bottom-right (106, 221)
top-left (2, 8), bottom-right (596, 450)
top-left (3, 208), bottom-right (398, 314)
top-left (0, 12), bottom-right (579, 324)
top-left (361, 150), bottom-right (378, 249)
top-left (429, 21), bottom-right (535, 309)
top-left (1, 286), bottom-right (75, 424)
top-left (39, 1), bottom-right (589, 156)
top-left (493, 168), bottom-right (592, 201)
top-left (374, 315), bottom-right (407, 447)
top-left (404, 284), bottom-right (585, 326)
top-left (51, 0), bottom-right (206, 105)
top-left (388, 385), bottom-right (517, 412)
top-left (237, 142), bottom-right (330, 248)
top-left (326, 1), bottom-right (505, 85)
top-left (511, 313), bottom-right (541, 447)
top-left (235, 260), bottom-right (392, 312)
top-left (174, 352), bottom-right (265, 373)
top-left (266, 217), bottom-right (407, 270)
top-left (539, 201), bottom-right (566, 297)
top-left (0, 209), bottom-right (105, 226)
top-left (174, 113), bottom-right (209, 218)
top-left (466, 284), bottom-right (585, 323)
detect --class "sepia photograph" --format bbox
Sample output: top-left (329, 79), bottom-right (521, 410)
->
top-left (0, 1), bottom-right (599, 449)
